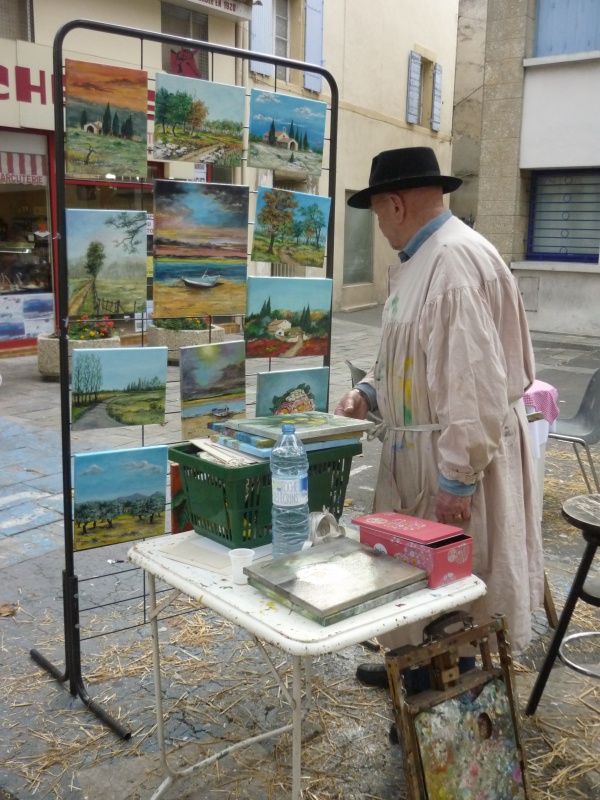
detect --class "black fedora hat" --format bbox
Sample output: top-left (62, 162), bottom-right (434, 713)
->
top-left (348, 147), bottom-right (462, 209)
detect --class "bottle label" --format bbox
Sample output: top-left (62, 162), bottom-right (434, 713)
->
top-left (272, 476), bottom-right (308, 507)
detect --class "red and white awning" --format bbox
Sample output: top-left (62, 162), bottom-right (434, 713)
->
top-left (0, 152), bottom-right (48, 186)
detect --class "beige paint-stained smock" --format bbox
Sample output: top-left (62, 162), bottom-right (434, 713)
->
top-left (363, 216), bottom-right (544, 651)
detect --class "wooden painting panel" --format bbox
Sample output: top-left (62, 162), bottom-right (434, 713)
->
top-left (153, 73), bottom-right (244, 166)
top-left (153, 180), bottom-right (248, 317)
top-left (66, 209), bottom-right (147, 316)
top-left (180, 339), bottom-right (246, 439)
top-left (245, 276), bottom-right (332, 359)
top-left (71, 347), bottom-right (167, 430)
top-left (65, 59), bottom-right (148, 178)
top-left (256, 366), bottom-right (329, 417)
top-left (251, 187), bottom-right (331, 267)
top-left (73, 446), bottom-right (168, 551)
top-left (248, 89), bottom-right (327, 176)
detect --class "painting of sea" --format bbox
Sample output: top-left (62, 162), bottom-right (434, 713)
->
top-left (73, 446), bottom-right (168, 551)
top-left (71, 347), bottom-right (167, 431)
top-left (180, 340), bottom-right (246, 439)
top-left (245, 276), bottom-right (332, 359)
top-left (251, 187), bottom-right (331, 267)
top-left (153, 73), bottom-right (244, 166)
top-left (65, 59), bottom-right (148, 178)
top-left (248, 89), bottom-right (327, 175)
top-left (256, 366), bottom-right (329, 417)
top-left (66, 209), bottom-right (147, 316)
top-left (153, 180), bottom-right (249, 317)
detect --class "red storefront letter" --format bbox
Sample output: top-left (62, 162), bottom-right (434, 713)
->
top-left (16, 66), bottom-right (47, 104)
top-left (0, 65), bottom-right (9, 100)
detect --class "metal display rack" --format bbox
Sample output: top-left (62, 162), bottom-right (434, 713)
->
top-left (29, 18), bottom-right (339, 739)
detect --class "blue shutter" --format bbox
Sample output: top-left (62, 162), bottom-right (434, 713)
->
top-left (304, 0), bottom-right (324, 93)
top-left (406, 50), bottom-right (421, 124)
top-left (431, 63), bottom-right (442, 131)
top-left (251, 0), bottom-right (274, 77)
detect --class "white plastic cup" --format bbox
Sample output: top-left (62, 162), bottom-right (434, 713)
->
top-left (229, 548), bottom-right (255, 584)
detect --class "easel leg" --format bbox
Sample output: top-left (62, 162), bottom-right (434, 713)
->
top-left (292, 655), bottom-right (302, 800)
top-left (543, 571), bottom-right (558, 629)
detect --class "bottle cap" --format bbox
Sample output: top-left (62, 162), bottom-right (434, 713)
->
top-left (281, 423), bottom-right (295, 434)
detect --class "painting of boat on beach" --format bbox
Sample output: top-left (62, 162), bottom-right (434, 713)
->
top-left (65, 59), bottom-right (148, 178)
top-left (153, 73), bottom-right (244, 166)
top-left (245, 276), bottom-right (332, 359)
top-left (71, 347), bottom-right (167, 431)
top-left (251, 187), bottom-right (331, 268)
top-left (248, 89), bottom-right (327, 175)
top-left (153, 180), bottom-right (249, 317)
top-left (66, 209), bottom-right (147, 316)
top-left (73, 446), bottom-right (168, 551)
top-left (180, 340), bottom-right (246, 439)
top-left (256, 366), bottom-right (329, 417)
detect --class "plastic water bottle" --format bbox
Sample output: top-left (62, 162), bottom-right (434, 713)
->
top-left (270, 423), bottom-right (310, 558)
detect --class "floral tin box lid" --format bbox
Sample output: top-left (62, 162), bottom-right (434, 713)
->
top-left (351, 511), bottom-right (463, 545)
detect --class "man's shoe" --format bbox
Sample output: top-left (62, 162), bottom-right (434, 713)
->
top-left (356, 662), bottom-right (389, 688)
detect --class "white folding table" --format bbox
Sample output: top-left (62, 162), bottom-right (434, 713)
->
top-left (128, 532), bottom-right (486, 800)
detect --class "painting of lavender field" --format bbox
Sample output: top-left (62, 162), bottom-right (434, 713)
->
top-left (153, 180), bottom-right (249, 318)
top-left (256, 366), bottom-right (329, 417)
top-left (180, 340), bottom-right (246, 439)
top-left (251, 187), bottom-right (331, 267)
top-left (65, 59), bottom-right (148, 178)
top-left (73, 446), bottom-right (168, 551)
top-left (153, 73), bottom-right (244, 166)
top-left (71, 347), bottom-right (167, 431)
top-left (248, 89), bottom-right (327, 175)
top-left (66, 209), bottom-right (147, 316)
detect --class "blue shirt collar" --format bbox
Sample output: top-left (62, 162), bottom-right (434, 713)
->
top-left (399, 210), bottom-right (452, 263)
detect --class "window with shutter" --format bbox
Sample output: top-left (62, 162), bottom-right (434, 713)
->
top-left (250, 0), bottom-right (275, 77)
top-left (431, 63), bottom-right (442, 132)
top-left (304, 0), bottom-right (324, 93)
top-left (0, 0), bottom-right (34, 41)
top-left (406, 51), bottom-right (422, 124)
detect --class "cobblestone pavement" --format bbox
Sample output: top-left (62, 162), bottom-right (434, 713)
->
top-left (0, 314), bottom-right (599, 798)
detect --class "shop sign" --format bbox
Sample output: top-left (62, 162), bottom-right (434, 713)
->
top-left (181, 0), bottom-right (252, 21)
top-left (0, 151), bottom-right (48, 185)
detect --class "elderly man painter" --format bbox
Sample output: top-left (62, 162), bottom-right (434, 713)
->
top-left (336, 147), bottom-right (544, 707)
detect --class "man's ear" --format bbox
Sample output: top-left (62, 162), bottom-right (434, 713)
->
top-left (389, 192), bottom-right (405, 222)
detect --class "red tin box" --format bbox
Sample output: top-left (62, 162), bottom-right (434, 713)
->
top-left (351, 511), bottom-right (473, 588)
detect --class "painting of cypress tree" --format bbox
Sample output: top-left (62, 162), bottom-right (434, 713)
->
top-left (65, 59), bottom-right (148, 178)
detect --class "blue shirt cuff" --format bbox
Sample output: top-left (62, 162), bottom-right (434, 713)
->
top-left (354, 382), bottom-right (378, 412)
top-left (438, 474), bottom-right (477, 497)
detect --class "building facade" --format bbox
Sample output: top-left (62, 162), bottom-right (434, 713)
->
top-left (0, 0), bottom-right (460, 351)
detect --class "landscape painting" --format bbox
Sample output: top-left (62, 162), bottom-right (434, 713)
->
top-left (180, 340), bottom-right (246, 439)
top-left (65, 59), bottom-right (148, 178)
top-left (256, 366), bottom-right (329, 417)
top-left (73, 446), bottom-right (168, 551)
top-left (66, 209), bottom-right (147, 316)
top-left (248, 89), bottom-right (327, 175)
top-left (71, 347), bottom-right (167, 431)
top-left (153, 73), bottom-right (244, 166)
top-left (251, 187), bottom-right (331, 267)
top-left (153, 180), bottom-right (249, 318)
top-left (245, 276), bottom-right (332, 359)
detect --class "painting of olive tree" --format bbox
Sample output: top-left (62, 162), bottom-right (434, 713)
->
top-left (251, 187), bottom-right (331, 267)
top-left (73, 446), bottom-right (168, 551)
top-left (71, 347), bottom-right (167, 430)
top-left (65, 59), bottom-right (148, 178)
top-left (66, 208), bottom-right (147, 316)
top-left (153, 73), bottom-right (244, 166)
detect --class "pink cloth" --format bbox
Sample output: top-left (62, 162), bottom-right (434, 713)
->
top-left (523, 380), bottom-right (560, 424)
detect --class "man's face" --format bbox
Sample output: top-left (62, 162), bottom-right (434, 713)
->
top-left (371, 193), bottom-right (403, 250)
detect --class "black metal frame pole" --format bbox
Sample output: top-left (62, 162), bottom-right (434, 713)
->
top-left (29, 18), bottom-right (339, 739)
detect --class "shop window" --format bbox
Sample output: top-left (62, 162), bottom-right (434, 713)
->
top-left (406, 51), bottom-right (442, 131)
top-left (343, 192), bottom-right (373, 285)
top-left (161, 2), bottom-right (209, 79)
top-left (527, 170), bottom-right (600, 263)
top-left (0, 0), bottom-right (34, 41)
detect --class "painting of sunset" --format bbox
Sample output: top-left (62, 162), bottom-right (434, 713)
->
top-left (153, 180), bottom-right (249, 317)
top-left (65, 59), bottom-right (148, 178)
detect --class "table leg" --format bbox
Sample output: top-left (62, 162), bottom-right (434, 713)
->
top-left (292, 654), bottom-right (302, 800)
top-left (148, 574), bottom-right (168, 774)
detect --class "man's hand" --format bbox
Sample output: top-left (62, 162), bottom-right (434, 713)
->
top-left (334, 389), bottom-right (369, 419)
top-left (434, 489), bottom-right (472, 526)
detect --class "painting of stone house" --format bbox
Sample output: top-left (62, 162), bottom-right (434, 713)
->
top-left (248, 89), bottom-right (327, 175)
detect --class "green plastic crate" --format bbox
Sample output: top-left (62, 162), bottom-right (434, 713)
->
top-left (168, 441), bottom-right (362, 549)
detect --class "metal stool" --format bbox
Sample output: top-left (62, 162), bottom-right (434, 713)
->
top-left (526, 494), bottom-right (600, 715)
